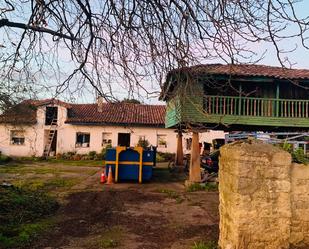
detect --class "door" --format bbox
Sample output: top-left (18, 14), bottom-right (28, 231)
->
top-left (118, 133), bottom-right (131, 147)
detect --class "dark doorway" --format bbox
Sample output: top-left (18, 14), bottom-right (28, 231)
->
top-left (45, 107), bottom-right (58, 125)
top-left (50, 131), bottom-right (57, 154)
top-left (118, 133), bottom-right (131, 147)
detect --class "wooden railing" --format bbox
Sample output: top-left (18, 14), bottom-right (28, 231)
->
top-left (204, 95), bottom-right (309, 118)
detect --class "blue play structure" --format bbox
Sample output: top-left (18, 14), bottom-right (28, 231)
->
top-left (105, 146), bottom-right (156, 183)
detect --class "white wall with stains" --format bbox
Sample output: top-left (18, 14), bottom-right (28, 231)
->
top-left (0, 104), bottom-right (225, 157)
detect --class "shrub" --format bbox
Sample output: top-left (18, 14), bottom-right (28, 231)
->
top-left (137, 138), bottom-right (150, 149)
top-left (101, 144), bottom-right (112, 160)
top-left (0, 154), bottom-right (12, 164)
top-left (88, 151), bottom-right (97, 160)
top-left (155, 153), bottom-right (165, 162)
top-left (279, 143), bottom-right (309, 164)
top-left (156, 152), bottom-right (175, 162)
top-left (292, 148), bottom-right (309, 164)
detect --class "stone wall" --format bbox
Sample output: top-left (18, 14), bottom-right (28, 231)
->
top-left (290, 163), bottom-right (309, 246)
top-left (219, 141), bottom-right (309, 249)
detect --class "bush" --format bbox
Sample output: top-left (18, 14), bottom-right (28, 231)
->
top-left (101, 145), bottom-right (112, 160)
top-left (292, 148), bottom-right (309, 164)
top-left (156, 152), bottom-right (175, 162)
top-left (279, 143), bottom-right (309, 164)
top-left (137, 138), bottom-right (150, 149)
top-left (88, 151), bottom-right (97, 160)
top-left (155, 153), bottom-right (165, 162)
top-left (0, 154), bottom-right (11, 164)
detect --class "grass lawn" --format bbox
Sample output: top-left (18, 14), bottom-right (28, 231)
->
top-left (0, 160), bottom-right (101, 248)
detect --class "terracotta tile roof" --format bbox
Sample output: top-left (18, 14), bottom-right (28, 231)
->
top-left (66, 103), bottom-right (166, 126)
top-left (0, 101), bottom-right (37, 124)
top-left (0, 99), bottom-right (72, 125)
top-left (168, 64), bottom-right (309, 80)
top-left (0, 99), bottom-right (166, 126)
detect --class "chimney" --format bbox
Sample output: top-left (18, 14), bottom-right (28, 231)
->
top-left (97, 96), bottom-right (105, 112)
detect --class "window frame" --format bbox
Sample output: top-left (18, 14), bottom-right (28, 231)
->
top-left (157, 134), bottom-right (167, 148)
top-left (75, 132), bottom-right (90, 148)
top-left (102, 132), bottom-right (113, 147)
top-left (10, 130), bottom-right (25, 146)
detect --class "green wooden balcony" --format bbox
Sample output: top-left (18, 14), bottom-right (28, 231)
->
top-left (199, 95), bottom-right (309, 129)
top-left (205, 95), bottom-right (309, 118)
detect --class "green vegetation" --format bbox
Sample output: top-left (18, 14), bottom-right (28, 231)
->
top-left (157, 189), bottom-right (184, 204)
top-left (92, 226), bottom-right (123, 248)
top-left (279, 143), bottom-right (309, 164)
top-left (0, 154), bottom-right (11, 164)
top-left (0, 186), bottom-right (59, 248)
top-left (137, 138), bottom-right (150, 149)
top-left (47, 159), bottom-right (103, 166)
top-left (186, 183), bottom-right (218, 192)
top-left (192, 241), bottom-right (217, 249)
top-left (14, 178), bottom-right (80, 192)
top-left (156, 152), bottom-right (175, 162)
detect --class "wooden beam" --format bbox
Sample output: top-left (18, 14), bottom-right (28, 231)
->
top-left (176, 130), bottom-right (184, 166)
top-left (189, 131), bottom-right (201, 183)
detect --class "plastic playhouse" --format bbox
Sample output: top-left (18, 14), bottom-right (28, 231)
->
top-left (105, 146), bottom-right (156, 183)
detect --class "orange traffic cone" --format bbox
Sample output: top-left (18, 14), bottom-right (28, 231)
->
top-left (100, 171), bottom-right (106, 184)
top-left (106, 166), bottom-right (114, 184)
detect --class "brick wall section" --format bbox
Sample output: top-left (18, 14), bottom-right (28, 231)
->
top-left (290, 163), bottom-right (309, 246)
top-left (219, 141), bottom-right (292, 249)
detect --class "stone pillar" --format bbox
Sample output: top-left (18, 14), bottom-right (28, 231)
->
top-left (176, 130), bottom-right (184, 166)
top-left (219, 141), bottom-right (292, 249)
top-left (189, 131), bottom-right (201, 183)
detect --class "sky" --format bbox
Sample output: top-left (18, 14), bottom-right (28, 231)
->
top-left (2, 1), bottom-right (309, 105)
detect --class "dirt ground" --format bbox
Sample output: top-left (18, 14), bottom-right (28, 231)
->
top-left (1, 161), bottom-right (219, 249)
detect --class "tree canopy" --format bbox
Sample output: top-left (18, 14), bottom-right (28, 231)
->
top-left (1, 0), bottom-right (309, 104)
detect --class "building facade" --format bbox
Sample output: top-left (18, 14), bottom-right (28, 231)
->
top-left (0, 99), bottom-right (225, 157)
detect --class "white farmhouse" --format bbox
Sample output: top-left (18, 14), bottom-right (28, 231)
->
top-left (0, 99), bottom-right (225, 157)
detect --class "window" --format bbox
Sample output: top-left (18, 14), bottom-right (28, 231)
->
top-left (157, 134), bottom-right (167, 148)
top-left (11, 130), bottom-right (25, 145)
top-left (102, 132), bottom-right (112, 147)
top-left (45, 107), bottom-right (58, 125)
top-left (76, 133), bottom-right (90, 147)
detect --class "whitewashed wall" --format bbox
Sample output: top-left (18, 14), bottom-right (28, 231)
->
top-left (0, 104), bottom-right (226, 157)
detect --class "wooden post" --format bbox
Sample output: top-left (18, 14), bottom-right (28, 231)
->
top-left (238, 83), bottom-right (242, 115)
top-left (176, 130), bottom-right (184, 166)
top-left (189, 131), bottom-right (201, 183)
top-left (276, 83), bottom-right (280, 117)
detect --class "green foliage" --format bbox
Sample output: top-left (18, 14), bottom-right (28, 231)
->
top-left (157, 189), bottom-right (184, 203)
top-left (137, 138), bottom-right (150, 149)
top-left (0, 186), bottom-right (58, 248)
top-left (156, 152), bottom-right (175, 162)
top-left (279, 143), bottom-right (309, 164)
top-left (88, 151), bottom-right (97, 160)
top-left (0, 154), bottom-right (12, 164)
top-left (192, 241), bottom-right (217, 249)
top-left (155, 153), bottom-right (165, 162)
top-left (292, 148), bottom-right (309, 164)
top-left (101, 144), bottom-right (112, 160)
top-left (186, 183), bottom-right (218, 192)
